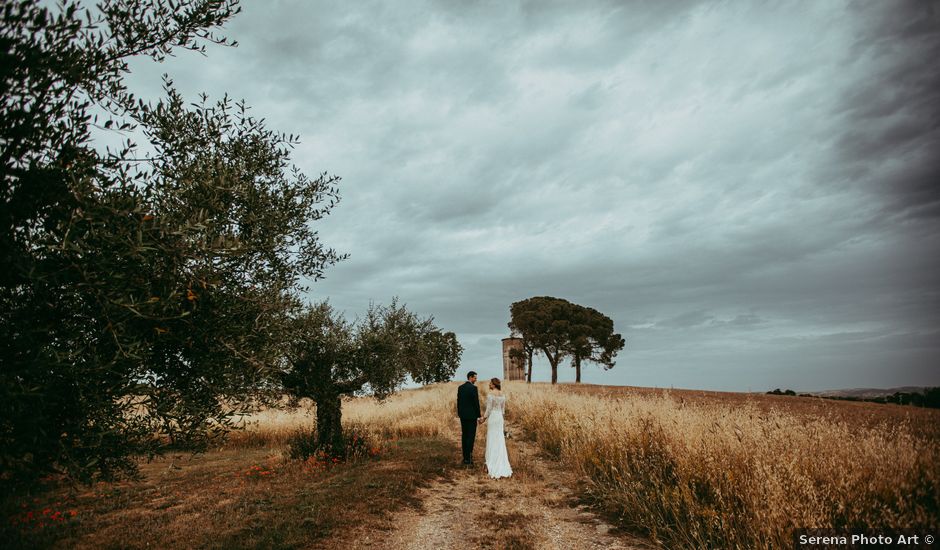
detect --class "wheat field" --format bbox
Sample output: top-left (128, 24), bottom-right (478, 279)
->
top-left (224, 384), bottom-right (457, 449)
top-left (508, 383), bottom-right (939, 549)
top-left (220, 382), bottom-right (939, 549)
top-left (231, 382), bottom-right (938, 549)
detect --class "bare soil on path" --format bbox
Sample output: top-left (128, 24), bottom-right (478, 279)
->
top-left (346, 420), bottom-right (655, 550)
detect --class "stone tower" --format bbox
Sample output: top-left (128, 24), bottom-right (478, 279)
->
top-left (502, 337), bottom-right (526, 381)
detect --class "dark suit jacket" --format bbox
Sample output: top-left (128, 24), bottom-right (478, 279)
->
top-left (456, 381), bottom-right (482, 419)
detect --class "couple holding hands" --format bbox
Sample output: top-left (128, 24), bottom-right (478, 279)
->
top-left (455, 371), bottom-right (513, 479)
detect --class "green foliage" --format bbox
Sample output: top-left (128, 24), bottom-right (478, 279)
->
top-left (564, 303), bottom-right (625, 382)
top-left (283, 300), bottom-right (460, 402)
top-left (412, 330), bottom-right (463, 385)
top-left (508, 296), bottom-right (625, 383)
top-left (508, 296), bottom-right (575, 384)
top-left (281, 300), bottom-right (462, 449)
top-left (0, 0), bottom-right (344, 488)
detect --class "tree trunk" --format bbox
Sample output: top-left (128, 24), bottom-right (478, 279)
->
top-left (526, 348), bottom-right (533, 383)
top-left (542, 347), bottom-right (561, 384)
top-left (315, 392), bottom-right (344, 452)
top-left (574, 355), bottom-right (581, 383)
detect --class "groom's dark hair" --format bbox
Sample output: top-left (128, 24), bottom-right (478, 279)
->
top-left (466, 371), bottom-right (477, 379)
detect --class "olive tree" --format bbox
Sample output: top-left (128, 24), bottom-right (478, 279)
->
top-left (411, 330), bottom-right (463, 385)
top-left (0, 0), bottom-right (344, 487)
top-left (282, 301), bottom-right (461, 452)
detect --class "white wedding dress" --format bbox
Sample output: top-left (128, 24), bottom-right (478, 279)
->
top-left (483, 393), bottom-right (512, 479)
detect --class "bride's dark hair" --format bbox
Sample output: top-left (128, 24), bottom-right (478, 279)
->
top-left (490, 377), bottom-right (501, 390)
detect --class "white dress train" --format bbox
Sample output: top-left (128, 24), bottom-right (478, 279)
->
top-left (483, 394), bottom-right (512, 479)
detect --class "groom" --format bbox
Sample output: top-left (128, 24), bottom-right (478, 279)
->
top-left (456, 371), bottom-right (482, 465)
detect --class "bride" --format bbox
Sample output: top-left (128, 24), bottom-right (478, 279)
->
top-left (479, 377), bottom-right (512, 479)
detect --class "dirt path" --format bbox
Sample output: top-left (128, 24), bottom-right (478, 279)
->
top-left (348, 422), bottom-right (654, 550)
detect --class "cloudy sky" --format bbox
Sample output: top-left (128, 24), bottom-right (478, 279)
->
top-left (125, 0), bottom-right (939, 392)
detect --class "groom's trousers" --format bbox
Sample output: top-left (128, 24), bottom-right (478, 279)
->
top-left (460, 419), bottom-right (478, 463)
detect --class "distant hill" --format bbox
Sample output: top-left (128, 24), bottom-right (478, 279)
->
top-left (764, 386), bottom-right (939, 409)
top-left (809, 387), bottom-right (930, 399)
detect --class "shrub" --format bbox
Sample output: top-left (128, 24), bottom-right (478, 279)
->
top-left (286, 428), bottom-right (321, 461)
top-left (287, 425), bottom-right (379, 462)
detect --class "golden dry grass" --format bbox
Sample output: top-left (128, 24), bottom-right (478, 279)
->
top-left (223, 384), bottom-right (456, 449)
top-left (507, 382), bottom-right (940, 549)
top-left (4, 387), bottom-right (461, 549)
top-left (7, 382), bottom-right (937, 549)
top-left (560, 383), bottom-right (940, 439)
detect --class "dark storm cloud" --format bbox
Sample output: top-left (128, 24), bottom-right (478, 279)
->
top-left (827, 1), bottom-right (940, 221)
top-left (122, 0), bottom-right (940, 391)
